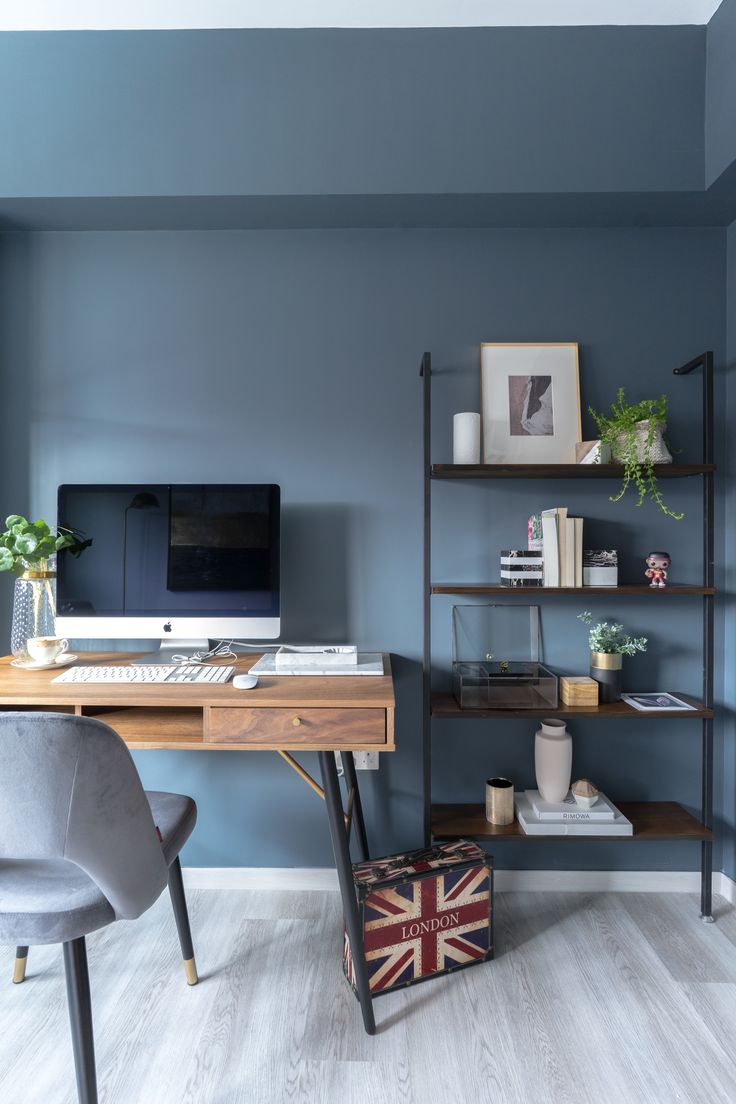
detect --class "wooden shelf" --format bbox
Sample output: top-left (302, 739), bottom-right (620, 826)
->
top-left (430, 692), bottom-right (711, 719)
top-left (431, 584), bottom-right (714, 596)
top-left (431, 463), bottom-right (715, 479)
top-left (431, 801), bottom-right (713, 841)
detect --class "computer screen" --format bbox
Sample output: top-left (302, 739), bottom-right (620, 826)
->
top-left (56, 483), bottom-right (280, 642)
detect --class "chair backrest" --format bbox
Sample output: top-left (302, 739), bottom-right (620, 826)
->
top-left (0, 712), bottom-right (168, 919)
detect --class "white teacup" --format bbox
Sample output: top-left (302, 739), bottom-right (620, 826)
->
top-left (27, 637), bottom-right (69, 664)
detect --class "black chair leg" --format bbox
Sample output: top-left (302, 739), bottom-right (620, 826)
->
top-left (168, 856), bottom-right (198, 985)
top-left (13, 946), bottom-right (28, 984)
top-left (63, 937), bottom-right (98, 1104)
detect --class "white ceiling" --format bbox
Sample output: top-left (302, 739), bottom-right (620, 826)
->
top-left (0, 1), bottom-right (725, 31)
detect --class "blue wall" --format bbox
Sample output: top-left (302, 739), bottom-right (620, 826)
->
top-left (0, 27), bottom-right (705, 200)
top-left (0, 18), bottom-right (733, 871)
top-left (0, 226), bottom-right (725, 869)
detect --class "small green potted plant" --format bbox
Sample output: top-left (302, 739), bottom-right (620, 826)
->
top-left (0, 515), bottom-right (91, 658)
top-left (588, 388), bottom-right (683, 519)
top-left (578, 611), bottom-right (647, 703)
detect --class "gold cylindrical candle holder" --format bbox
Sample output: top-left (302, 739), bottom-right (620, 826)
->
top-left (485, 777), bottom-right (514, 825)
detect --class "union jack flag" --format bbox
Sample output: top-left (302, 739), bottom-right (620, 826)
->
top-left (344, 861), bottom-right (492, 994)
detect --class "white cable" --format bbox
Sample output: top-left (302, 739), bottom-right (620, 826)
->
top-left (172, 639), bottom-right (281, 665)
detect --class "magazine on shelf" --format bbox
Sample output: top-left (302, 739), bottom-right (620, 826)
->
top-left (621, 693), bottom-right (696, 712)
top-left (525, 789), bottom-right (620, 822)
top-left (515, 793), bottom-right (633, 836)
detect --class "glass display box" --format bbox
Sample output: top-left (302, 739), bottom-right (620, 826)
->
top-left (452, 604), bottom-right (558, 710)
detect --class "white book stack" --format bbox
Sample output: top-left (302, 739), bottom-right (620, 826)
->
top-left (541, 507), bottom-right (583, 587)
top-left (515, 791), bottom-right (633, 836)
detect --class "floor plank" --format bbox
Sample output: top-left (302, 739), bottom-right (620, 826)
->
top-left (2, 889), bottom-right (736, 1104)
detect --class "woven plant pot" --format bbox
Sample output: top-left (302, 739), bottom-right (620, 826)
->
top-left (612, 419), bottom-right (672, 465)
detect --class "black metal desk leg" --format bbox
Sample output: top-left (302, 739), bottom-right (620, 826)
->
top-left (319, 751), bottom-right (376, 1035)
top-left (342, 752), bottom-right (370, 863)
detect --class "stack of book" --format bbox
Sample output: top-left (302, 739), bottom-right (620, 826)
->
top-left (515, 790), bottom-right (633, 836)
top-left (538, 507), bottom-right (583, 587)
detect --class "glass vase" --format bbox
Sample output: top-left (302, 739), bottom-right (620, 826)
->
top-left (10, 571), bottom-right (57, 660)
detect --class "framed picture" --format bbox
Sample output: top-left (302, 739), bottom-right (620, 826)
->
top-left (480, 343), bottom-right (581, 464)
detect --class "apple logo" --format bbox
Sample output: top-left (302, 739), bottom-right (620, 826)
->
top-left (163, 622), bottom-right (172, 633)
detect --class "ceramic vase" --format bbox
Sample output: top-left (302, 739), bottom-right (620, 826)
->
top-left (534, 718), bottom-right (572, 804)
top-left (589, 650), bottom-right (622, 704)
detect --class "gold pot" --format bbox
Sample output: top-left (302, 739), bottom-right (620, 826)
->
top-left (590, 651), bottom-right (622, 671)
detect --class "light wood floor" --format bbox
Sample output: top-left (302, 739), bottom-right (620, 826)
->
top-left (3, 888), bottom-right (736, 1103)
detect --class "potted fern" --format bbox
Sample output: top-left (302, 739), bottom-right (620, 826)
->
top-left (0, 515), bottom-right (91, 658)
top-left (588, 388), bottom-right (683, 519)
top-left (578, 612), bottom-right (647, 703)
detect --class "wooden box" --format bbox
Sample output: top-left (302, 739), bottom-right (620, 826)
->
top-left (343, 840), bottom-right (493, 996)
top-left (560, 675), bottom-right (599, 706)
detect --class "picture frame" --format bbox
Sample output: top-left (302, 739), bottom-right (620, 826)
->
top-left (480, 343), bottom-right (581, 464)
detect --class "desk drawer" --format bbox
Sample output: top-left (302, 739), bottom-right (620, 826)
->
top-left (206, 707), bottom-right (386, 747)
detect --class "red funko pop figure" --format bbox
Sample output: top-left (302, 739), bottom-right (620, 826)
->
top-left (645, 551), bottom-right (671, 589)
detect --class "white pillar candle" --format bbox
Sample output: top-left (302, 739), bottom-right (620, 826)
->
top-left (453, 412), bottom-right (481, 464)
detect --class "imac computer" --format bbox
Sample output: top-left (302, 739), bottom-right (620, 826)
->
top-left (56, 483), bottom-right (280, 662)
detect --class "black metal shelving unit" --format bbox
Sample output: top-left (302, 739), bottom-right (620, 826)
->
top-left (420, 351), bottom-right (716, 919)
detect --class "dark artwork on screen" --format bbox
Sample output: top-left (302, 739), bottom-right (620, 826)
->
top-left (168, 489), bottom-right (271, 592)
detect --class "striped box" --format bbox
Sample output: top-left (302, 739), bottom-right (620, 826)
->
top-left (500, 549), bottom-right (544, 587)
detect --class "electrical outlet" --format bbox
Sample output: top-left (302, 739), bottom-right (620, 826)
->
top-left (353, 751), bottom-right (379, 770)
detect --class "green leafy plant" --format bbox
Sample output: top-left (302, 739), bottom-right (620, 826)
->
top-left (578, 611), bottom-right (647, 656)
top-left (0, 515), bottom-right (91, 576)
top-left (588, 388), bottom-right (683, 519)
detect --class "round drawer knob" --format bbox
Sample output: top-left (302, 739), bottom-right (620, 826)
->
top-left (292, 716), bottom-right (302, 727)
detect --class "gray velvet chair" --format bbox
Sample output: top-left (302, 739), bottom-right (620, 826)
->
top-left (0, 712), bottom-right (198, 1104)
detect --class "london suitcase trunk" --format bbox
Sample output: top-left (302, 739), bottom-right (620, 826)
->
top-left (343, 840), bottom-right (493, 996)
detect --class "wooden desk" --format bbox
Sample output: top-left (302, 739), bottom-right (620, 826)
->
top-left (0, 651), bottom-right (395, 1035)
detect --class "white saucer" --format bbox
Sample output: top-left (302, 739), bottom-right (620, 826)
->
top-left (11, 654), bottom-right (78, 672)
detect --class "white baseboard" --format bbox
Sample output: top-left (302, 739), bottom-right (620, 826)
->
top-left (716, 871), bottom-right (736, 903)
top-left (183, 866), bottom-right (736, 900)
top-left (183, 867), bottom-right (340, 891)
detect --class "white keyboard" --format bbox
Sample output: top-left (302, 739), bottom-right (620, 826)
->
top-left (52, 664), bottom-right (235, 685)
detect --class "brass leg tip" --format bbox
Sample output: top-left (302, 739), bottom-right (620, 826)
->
top-left (184, 957), bottom-right (198, 986)
top-left (12, 956), bottom-right (27, 984)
